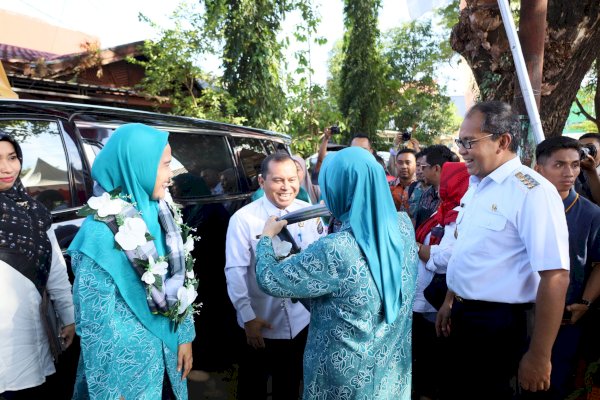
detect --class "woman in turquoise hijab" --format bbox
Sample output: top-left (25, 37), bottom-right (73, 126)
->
top-left (68, 124), bottom-right (196, 399)
top-left (255, 146), bottom-right (418, 399)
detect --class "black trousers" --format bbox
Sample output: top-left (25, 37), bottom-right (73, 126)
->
top-left (412, 312), bottom-right (450, 399)
top-left (447, 299), bottom-right (531, 400)
top-left (237, 327), bottom-right (308, 400)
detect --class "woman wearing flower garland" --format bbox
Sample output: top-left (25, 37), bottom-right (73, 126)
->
top-left (68, 124), bottom-right (197, 399)
top-left (0, 132), bottom-right (75, 398)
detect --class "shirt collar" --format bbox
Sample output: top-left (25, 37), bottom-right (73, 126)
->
top-left (562, 188), bottom-right (578, 210)
top-left (392, 177), bottom-right (415, 188)
top-left (469, 156), bottom-right (521, 186)
top-left (260, 195), bottom-right (289, 216)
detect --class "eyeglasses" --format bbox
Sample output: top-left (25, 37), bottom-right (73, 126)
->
top-left (416, 163), bottom-right (432, 169)
top-left (454, 133), bottom-right (494, 149)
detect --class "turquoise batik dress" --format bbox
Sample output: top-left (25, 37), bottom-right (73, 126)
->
top-left (256, 213), bottom-right (418, 400)
top-left (71, 251), bottom-right (195, 400)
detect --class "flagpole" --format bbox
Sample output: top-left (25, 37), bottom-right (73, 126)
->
top-left (497, 0), bottom-right (545, 144)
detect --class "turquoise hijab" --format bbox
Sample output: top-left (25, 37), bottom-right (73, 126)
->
top-left (91, 123), bottom-right (168, 255)
top-left (69, 123), bottom-right (178, 351)
top-left (319, 147), bottom-right (408, 324)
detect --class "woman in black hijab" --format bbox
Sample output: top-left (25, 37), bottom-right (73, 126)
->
top-left (0, 131), bottom-right (75, 399)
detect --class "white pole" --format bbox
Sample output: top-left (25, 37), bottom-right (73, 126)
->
top-left (497, 0), bottom-right (545, 144)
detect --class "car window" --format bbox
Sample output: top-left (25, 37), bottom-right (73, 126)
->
top-left (233, 137), bottom-right (270, 191)
top-left (168, 132), bottom-right (238, 198)
top-left (82, 139), bottom-right (102, 166)
top-left (0, 120), bottom-right (71, 211)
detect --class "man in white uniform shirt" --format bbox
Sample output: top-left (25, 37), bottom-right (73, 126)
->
top-left (436, 101), bottom-right (570, 400)
top-left (225, 152), bottom-right (324, 400)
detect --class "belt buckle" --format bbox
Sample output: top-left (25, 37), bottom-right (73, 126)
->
top-left (454, 295), bottom-right (464, 303)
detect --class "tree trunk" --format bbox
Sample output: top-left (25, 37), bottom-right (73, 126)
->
top-left (451, 0), bottom-right (600, 137)
top-left (595, 56), bottom-right (600, 132)
top-left (514, 0), bottom-right (547, 112)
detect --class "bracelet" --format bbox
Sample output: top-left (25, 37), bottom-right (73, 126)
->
top-left (578, 298), bottom-right (591, 307)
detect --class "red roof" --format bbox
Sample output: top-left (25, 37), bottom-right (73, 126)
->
top-left (0, 43), bottom-right (64, 61)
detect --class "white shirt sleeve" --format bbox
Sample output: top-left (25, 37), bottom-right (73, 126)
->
top-left (45, 229), bottom-right (75, 327)
top-left (425, 221), bottom-right (457, 274)
top-left (517, 186), bottom-right (570, 272)
top-left (224, 213), bottom-right (256, 323)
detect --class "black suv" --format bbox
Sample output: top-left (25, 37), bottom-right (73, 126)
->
top-left (0, 99), bottom-right (291, 388)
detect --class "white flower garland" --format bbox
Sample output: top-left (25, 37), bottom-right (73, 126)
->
top-left (79, 187), bottom-right (200, 325)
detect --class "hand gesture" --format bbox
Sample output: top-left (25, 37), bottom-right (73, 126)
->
top-left (177, 342), bottom-right (193, 380)
top-left (262, 216), bottom-right (287, 238)
top-left (244, 318), bottom-right (272, 349)
top-left (435, 299), bottom-right (452, 337)
top-left (566, 303), bottom-right (589, 324)
top-left (518, 350), bottom-right (551, 392)
top-left (323, 127), bottom-right (332, 142)
top-left (581, 153), bottom-right (597, 173)
top-left (60, 323), bottom-right (76, 349)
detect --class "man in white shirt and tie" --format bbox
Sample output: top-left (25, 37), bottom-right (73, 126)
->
top-left (225, 151), bottom-right (324, 399)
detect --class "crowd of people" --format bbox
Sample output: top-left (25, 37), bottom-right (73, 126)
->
top-left (1, 100), bottom-right (599, 400)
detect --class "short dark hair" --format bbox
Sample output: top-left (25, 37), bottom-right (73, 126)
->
top-left (396, 148), bottom-right (416, 159)
top-left (535, 136), bottom-right (581, 164)
top-left (260, 151), bottom-right (294, 178)
top-left (466, 101), bottom-right (521, 153)
top-left (421, 144), bottom-right (458, 167)
top-left (349, 134), bottom-right (371, 146)
top-left (415, 150), bottom-right (426, 160)
top-left (579, 132), bottom-right (600, 146)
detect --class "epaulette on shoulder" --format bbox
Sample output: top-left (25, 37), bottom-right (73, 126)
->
top-left (514, 171), bottom-right (540, 190)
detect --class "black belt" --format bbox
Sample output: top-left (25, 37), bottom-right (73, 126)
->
top-left (454, 295), bottom-right (533, 311)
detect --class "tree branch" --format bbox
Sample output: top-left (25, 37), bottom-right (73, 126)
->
top-left (595, 56), bottom-right (600, 131)
top-left (575, 97), bottom-right (598, 124)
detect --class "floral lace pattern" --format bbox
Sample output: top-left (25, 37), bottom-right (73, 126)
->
top-left (256, 213), bottom-right (418, 400)
top-left (71, 252), bottom-right (195, 400)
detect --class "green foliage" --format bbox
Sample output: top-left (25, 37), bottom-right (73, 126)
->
top-left (435, 0), bottom-right (460, 59)
top-left (573, 59), bottom-right (599, 132)
top-left (278, 1), bottom-right (342, 157)
top-left (135, 0), bottom-right (336, 150)
top-left (380, 20), bottom-right (459, 143)
top-left (77, 204), bottom-right (95, 217)
top-left (203, 0), bottom-right (295, 130)
top-left (326, 39), bottom-right (345, 108)
top-left (284, 83), bottom-right (344, 157)
top-left (131, 3), bottom-right (243, 124)
top-left (134, 0), bottom-right (460, 150)
top-left (338, 0), bottom-right (386, 139)
top-left (570, 120), bottom-right (599, 133)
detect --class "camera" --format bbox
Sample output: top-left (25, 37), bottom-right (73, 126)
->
top-left (330, 125), bottom-right (340, 135)
top-left (401, 130), bottom-right (412, 142)
top-left (580, 143), bottom-right (598, 160)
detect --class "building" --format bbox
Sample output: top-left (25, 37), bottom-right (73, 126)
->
top-left (0, 9), bottom-right (169, 111)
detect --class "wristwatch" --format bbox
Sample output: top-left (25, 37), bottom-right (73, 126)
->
top-left (578, 298), bottom-right (592, 307)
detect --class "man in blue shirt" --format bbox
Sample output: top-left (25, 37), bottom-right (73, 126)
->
top-left (534, 136), bottom-right (600, 399)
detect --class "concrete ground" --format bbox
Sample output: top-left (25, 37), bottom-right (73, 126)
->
top-left (187, 367), bottom-right (276, 400)
top-left (187, 368), bottom-right (238, 400)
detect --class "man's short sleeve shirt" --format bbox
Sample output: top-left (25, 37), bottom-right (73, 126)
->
top-left (447, 157), bottom-right (570, 303)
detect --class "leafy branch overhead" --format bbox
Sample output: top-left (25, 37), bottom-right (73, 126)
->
top-left (133, 0), bottom-right (464, 154)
